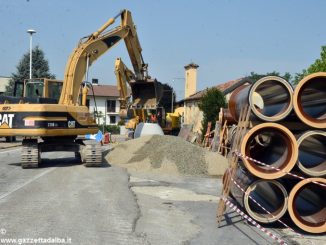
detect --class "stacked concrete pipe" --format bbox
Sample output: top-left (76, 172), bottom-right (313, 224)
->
top-left (297, 131), bottom-right (326, 177)
top-left (288, 178), bottom-right (326, 234)
top-left (224, 73), bottom-right (326, 234)
top-left (230, 167), bottom-right (289, 224)
top-left (228, 76), bottom-right (294, 122)
top-left (293, 72), bottom-right (326, 129)
top-left (240, 123), bottom-right (298, 179)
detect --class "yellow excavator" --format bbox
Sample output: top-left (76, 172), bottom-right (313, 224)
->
top-left (115, 58), bottom-right (140, 130)
top-left (0, 9), bottom-right (161, 168)
top-left (115, 57), bottom-right (163, 130)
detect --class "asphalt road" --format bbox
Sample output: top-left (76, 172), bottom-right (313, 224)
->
top-left (0, 147), bottom-right (145, 245)
top-left (0, 146), bottom-right (322, 245)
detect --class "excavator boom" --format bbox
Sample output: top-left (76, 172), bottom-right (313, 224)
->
top-left (60, 9), bottom-right (147, 105)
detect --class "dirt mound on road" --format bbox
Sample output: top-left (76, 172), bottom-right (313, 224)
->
top-left (106, 135), bottom-right (227, 176)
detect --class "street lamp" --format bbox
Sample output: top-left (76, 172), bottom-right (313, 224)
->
top-left (27, 29), bottom-right (36, 79)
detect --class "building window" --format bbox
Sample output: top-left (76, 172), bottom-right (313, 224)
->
top-left (107, 100), bottom-right (116, 112)
top-left (110, 116), bottom-right (116, 124)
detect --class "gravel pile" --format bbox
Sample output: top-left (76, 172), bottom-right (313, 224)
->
top-left (106, 135), bottom-right (227, 176)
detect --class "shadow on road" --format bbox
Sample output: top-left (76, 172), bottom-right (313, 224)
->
top-left (218, 211), bottom-right (266, 245)
top-left (8, 148), bottom-right (111, 169)
top-left (9, 158), bottom-right (111, 168)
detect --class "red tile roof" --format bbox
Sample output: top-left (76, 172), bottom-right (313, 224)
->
top-left (87, 84), bottom-right (120, 97)
top-left (183, 77), bottom-right (253, 102)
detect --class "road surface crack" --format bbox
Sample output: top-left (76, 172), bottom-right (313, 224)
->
top-left (127, 173), bottom-right (150, 244)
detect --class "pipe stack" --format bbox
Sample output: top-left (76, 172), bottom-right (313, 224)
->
top-left (225, 73), bottom-right (326, 234)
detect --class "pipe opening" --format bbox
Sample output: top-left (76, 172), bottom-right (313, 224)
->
top-left (245, 180), bottom-right (287, 223)
top-left (246, 128), bottom-right (292, 173)
top-left (293, 183), bottom-right (326, 227)
top-left (297, 77), bottom-right (326, 123)
top-left (250, 77), bottom-right (293, 121)
top-left (298, 133), bottom-right (326, 175)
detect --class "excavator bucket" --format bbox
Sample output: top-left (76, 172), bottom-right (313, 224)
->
top-left (129, 79), bottom-right (164, 109)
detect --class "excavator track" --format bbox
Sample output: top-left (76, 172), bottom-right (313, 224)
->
top-left (21, 139), bottom-right (40, 168)
top-left (83, 144), bottom-right (103, 167)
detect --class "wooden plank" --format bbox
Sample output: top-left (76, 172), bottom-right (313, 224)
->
top-left (217, 120), bottom-right (227, 154)
top-left (216, 105), bottom-right (251, 225)
top-left (210, 121), bottom-right (220, 151)
top-left (202, 121), bottom-right (212, 147)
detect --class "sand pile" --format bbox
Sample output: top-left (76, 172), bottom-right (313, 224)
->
top-left (106, 135), bottom-right (228, 176)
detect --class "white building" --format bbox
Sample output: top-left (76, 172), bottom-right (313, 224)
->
top-left (0, 76), bottom-right (10, 94)
top-left (86, 81), bottom-right (121, 125)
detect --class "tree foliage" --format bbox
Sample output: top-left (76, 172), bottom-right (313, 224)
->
top-left (160, 83), bottom-right (176, 113)
top-left (5, 45), bottom-right (55, 96)
top-left (198, 87), bottom-right (226, 139)
top-left (293, 46), bottom-right (326, 84)
top-left (247, 71), bottom-right (292, 83)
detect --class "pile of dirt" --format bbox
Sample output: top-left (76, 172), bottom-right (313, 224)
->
top-left (106, 135), bottom-right (228, 176)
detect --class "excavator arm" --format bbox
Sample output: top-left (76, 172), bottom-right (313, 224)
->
top-left (115, 57), bottom-right (134, 116)
top-left (59, 9), bottom-right (147, 105)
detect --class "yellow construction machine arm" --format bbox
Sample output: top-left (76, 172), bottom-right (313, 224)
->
top-left (59, 9), bottom-right (147, 105)
top-left (115, 58), bottom-right (134, 115)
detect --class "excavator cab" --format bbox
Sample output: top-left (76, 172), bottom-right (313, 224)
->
top-left (24, 78), bottom-right (63, 101)
top-left (0, 78), bottom-right (62, 104)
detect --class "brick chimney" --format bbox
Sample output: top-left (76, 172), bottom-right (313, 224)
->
top-left (184, 63), bottom-right (199, 98)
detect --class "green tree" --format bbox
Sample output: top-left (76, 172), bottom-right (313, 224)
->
top-left (198, 87), bottom-right (226, 140)
top-left (293, 46), bottom-right (326, 84)
top-left (247, 71), bottom-right (292, 82)
top-left (5, 45), bottom-right (55, 96)
top-left (160, 83), bottom-right (176, 113)
top-left (293, 69), bottom-right (307, 85)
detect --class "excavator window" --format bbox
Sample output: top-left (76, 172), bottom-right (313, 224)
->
top-left (13, 81), bottom-right (24, 97)
top-left (25, 80), bottom-right (44, 98)
top-left (48, 81), bottom-right (63, 101)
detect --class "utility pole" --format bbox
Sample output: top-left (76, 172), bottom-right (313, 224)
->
top-left (27, 29), bottom-right (36, 79)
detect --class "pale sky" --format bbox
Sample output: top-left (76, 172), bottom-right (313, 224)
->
top-left (1, 0), bottom-right (325, 99)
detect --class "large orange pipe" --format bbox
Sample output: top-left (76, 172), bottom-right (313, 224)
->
top-left (219, 108), bottom-right (237, 125)
top-left (293, 72), bottom-right (326, 129)
top-left (240, 123), bottom-right (298, 179)
top-left (229, 76), bottom-right (293, 122)
top-left (297, 131), bottom-right (326, 177)
top-left (288, 178), bottom-right (326, 234)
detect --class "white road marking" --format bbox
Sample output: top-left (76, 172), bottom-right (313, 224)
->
top-left (0, 167), bottom-right (56, 201)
